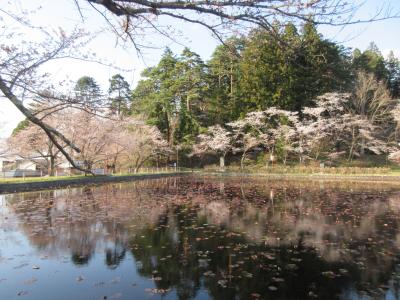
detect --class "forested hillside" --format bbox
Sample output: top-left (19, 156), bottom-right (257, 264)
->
top-left (131, 23), bottom-right (400, 150)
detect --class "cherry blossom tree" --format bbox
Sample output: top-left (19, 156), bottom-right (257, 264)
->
top-left (302, 92), bottom-right (391, 162)
top-left (0, 10), bottom-right (117, 174)
top-left (65, 112), bottom-right (118, 174)
top-left (228, 119), bottom-right (262, 171)
top-left (237, 108), bottom-right (299, 166)
top-left (0, 21), bottom-right (92, 171)
top-left (8, 120), bottom-right (63, 176)
top-left (299, 93), bottom-right (348, 162)
top-left (116, 119), bottom-right (170, 173)
top-left (192, 125), bottom-right (235, 170)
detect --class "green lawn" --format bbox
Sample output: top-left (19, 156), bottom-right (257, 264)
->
top-left (0, 170), bottom-right (184, 184)
top-left (0, 175), bottom-right (88, 184)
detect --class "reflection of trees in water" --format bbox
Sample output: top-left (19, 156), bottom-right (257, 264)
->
top-left (200, 178), bottom-right (400, 299)
top-left (128, 204), bottom-right (378, 300)
top-left (5, 178), bottom-right (179, 266)
top-left (4, 176), bottom-right (400, 299)
top-left (104, 222), bottom-right (127, 269)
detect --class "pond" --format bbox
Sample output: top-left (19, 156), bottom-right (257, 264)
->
top-left (1, 175), bottom-right (400, 300)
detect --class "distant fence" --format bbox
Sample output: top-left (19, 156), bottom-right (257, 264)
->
top-left (0, 168), bottom-right (105, 178)
top-left (1, 166), bottom-right (187, 178)
top-left (1, 170), bottom-right (42, 178)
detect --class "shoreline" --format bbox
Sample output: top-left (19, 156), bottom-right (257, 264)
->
top-left (0, 172), bottom-right (189, 194)
top-left (2, 170), bottom-right (400, 194)
top-left (200, 171), bottom-right (400, 183)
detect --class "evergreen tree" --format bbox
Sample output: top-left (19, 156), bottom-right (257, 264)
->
top-left (386, 51), bottom-right (400, 98)
top-left (12, 119), bottom-right (30, 136)
top-left (207, 37), bottom-right (245, 123)
top-left (239, 22), bottom-right (349, 112)
top-left (132, 48), bottom-right (180, 145)
top-left (108, 74), bottom-right (131, 118)
top-left (352, 42), bottom-right (389, 82)
top-left (74, 76), bottom-right (102, 110)
top-left (133, 48), bottom-right (211, 145)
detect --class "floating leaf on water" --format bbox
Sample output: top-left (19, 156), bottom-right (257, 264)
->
top-left (145, 288), bottom-right (171, 294)
top-left (321, 271), bottom-right (336, 279)
top-left (110, 292), bottom-right (122, 299)
top-left (14, 263), bottom-right (29, 269)
top-left (308, 291), bottom-right (318, 298)
top-left (17, 290), bottom-right (28, 296)
top-left (23, 278), bottom-right (37, 285)
top-left (339, 268), bottom-right (348, 275)
top-left (291, 258), bottom-right (302, 262)
top-left (217, 279), bottom-right (228, 288)
top-left (242, 271), bottom-right (253, 278)
top-left (110, 277), bottom-right (121, 284)
top-left (285, 264), bottom-right (298, 270)
top-left (203, 271), bottom-right (216, 277)
top-left (94, 281), bottom-right (105, 287)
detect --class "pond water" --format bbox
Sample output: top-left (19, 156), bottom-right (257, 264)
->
top-left (1, 175), bottom-right (400, 300)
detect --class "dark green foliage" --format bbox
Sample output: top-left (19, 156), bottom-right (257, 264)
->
top-left (74, 76), bottom-right (102, 109)
top-left (239, 22), bottom-right (350, 112)
top-left (132, 48), bottom-right (209, 146)
top-left (386, 51), bottom-right (400, 98)
top-left (132, 48), bottom-right (180, 145)
top-left (352, 42), bottom-right (389, 82)
top-left (131, 23), bottom-right (398, 147)
top-left (12, 118), bottom-right (30, 136)
top-left (207, 37), bottom-right (245, 122)
top-left (108, 74), bottom-right (131, 117)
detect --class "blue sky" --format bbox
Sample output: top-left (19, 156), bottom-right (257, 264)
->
top-left (1, 0), bottom-right (400, 137)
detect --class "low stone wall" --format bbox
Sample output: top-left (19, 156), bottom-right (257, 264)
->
top-left (0, 172), bottom-right (189, 194)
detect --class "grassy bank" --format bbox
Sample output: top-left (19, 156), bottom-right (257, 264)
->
top-left (0, 169), bottom-right (184, 184)
top-left (0, 171), bottom-right (190, 194)
top-left (0, 174), bottom-right (88, 184)
top-left (202, 164), bottom-right (400, 177)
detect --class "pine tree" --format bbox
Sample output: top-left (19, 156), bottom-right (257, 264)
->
top-left (74, 76), bottom-right (102, 110)
top-left (386, 51), bottom-right (400, 98)
top-left (108, 74), bottom-right (131, 118)
top-left (207, 37), bottom-right (245, 123)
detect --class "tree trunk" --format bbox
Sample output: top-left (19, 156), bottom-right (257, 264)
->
top-left (230, 61), bottom-right (234, 101)
top-left (348, 127), bottom-right (356, 161)
top-left (134, 155), bottom-right (150, 173)
top-left (240, 152), bottom-right (246, 172)
top-left (84, 161), bottom-right (93, 176)
top-left (360, 136), bottom-right (365, 156)
top-left (49, 156), bottom-right (55, 177)
top-left (219, 155), bottom-right (225, 170)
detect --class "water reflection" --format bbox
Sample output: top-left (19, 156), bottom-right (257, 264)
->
top-left (2, 176), bottom-right (400, 299)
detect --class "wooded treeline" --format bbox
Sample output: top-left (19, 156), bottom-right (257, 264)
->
top-left (130, 23), bottom-right (400, 147)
